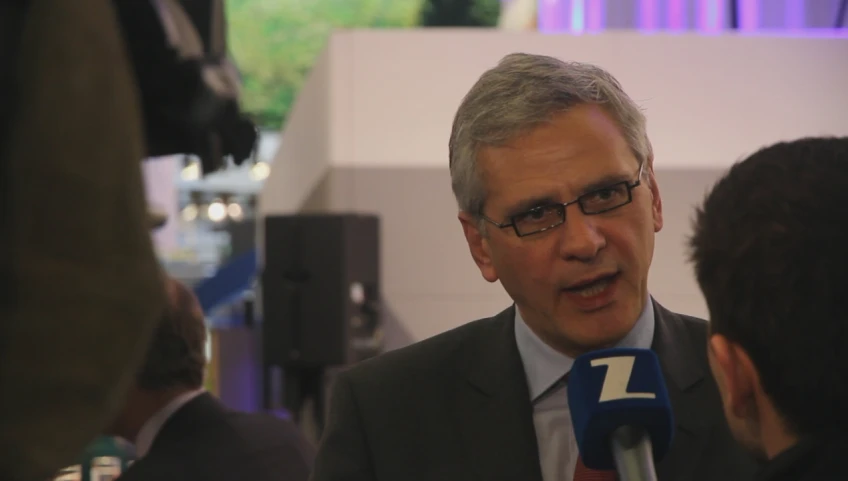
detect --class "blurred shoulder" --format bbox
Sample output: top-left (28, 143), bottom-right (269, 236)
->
top-left (340, 306), bottom-right (514, 387)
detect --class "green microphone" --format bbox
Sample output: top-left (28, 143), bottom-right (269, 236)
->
top-left (52, 437), bottom-right (136, 481)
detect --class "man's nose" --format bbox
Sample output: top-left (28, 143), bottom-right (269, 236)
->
top-left (557, 210), bottom-right (606, 261)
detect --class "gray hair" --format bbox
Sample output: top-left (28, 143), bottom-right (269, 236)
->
top-left (448, 53), bottom-right (653, 219)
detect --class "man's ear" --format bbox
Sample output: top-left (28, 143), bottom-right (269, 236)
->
top-left (709, 334), bottom-right (759, 420)
top-left (646, 160), bottom-right (663, 233)
top-left (458, 211), bottom-right (498, 283)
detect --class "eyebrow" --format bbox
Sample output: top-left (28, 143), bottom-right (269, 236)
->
top-left (506, 195), bottom-right (560, 217)
top-left (578, 172), bottom-right (633, 195)
top-left (504, 171), bottom-right (635, 217)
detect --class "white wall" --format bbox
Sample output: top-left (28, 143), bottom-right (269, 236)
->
top-left (261, 30), bottom-right (848, 348)
top-left (262, 30), bottom-right (848, 217)
top-left (143, 155), bottom-right (180, 254)
top-left (297, 166), bottom-right (719, 346)
top-left (324, 30), bottom-right (848, 169)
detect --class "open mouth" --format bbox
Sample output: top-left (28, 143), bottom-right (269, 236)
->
top-left (564, 273), bottom-right (620, 298)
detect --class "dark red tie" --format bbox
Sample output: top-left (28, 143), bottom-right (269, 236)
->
top-left (573, 456), bottom-right (617, 481)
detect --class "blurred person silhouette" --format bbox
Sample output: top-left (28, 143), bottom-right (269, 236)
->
top-left (105, 276), bottom-right (315, 481)
top-left (1, 0), bottom-right (255, 479)
top-left (0, 1), bottom-right (165, 479)
top-left (690, 137), bottom-right (848, 481)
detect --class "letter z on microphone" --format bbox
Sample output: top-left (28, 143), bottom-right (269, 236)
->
top-left (568, 348), bottom-right (675, 481)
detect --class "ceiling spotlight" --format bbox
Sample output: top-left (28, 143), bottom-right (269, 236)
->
top-left (207, 199), bottom-right (227, 222)
top-left (227, 202), bottom-right (244, 220)
top-left (181, 204), bottom-right (198, 222)
top-left (250, 161), bottom-right (270, 181)
top-left (181, 160), bottom-right (201, 181)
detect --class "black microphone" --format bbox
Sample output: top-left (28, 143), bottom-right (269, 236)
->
top-left (568, 348), bottom-right (675, 481)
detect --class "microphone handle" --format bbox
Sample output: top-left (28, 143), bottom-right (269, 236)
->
top-left (609, 425), bottom-right (659, 481)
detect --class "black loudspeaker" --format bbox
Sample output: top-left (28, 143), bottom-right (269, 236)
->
top-left (262, 214), bottom-right (383, 369)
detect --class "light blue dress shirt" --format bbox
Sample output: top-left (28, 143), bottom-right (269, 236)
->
top-left (514, 298), bottom-right (656, 481)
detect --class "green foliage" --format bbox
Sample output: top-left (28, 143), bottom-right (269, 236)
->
top-left (227, 0), bottom-right (424, 130)
top-left (419, 0), bottom-right (501, 27)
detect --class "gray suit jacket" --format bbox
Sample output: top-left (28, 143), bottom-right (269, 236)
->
top-left (311, 301), bottom-right (758, 481)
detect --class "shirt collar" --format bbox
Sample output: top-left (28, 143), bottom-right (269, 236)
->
top-left (514, 297), bottom-right (655, 401)
top-left (134, 388), bottom-right (205, 458)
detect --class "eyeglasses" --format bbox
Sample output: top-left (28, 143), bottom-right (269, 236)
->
top-left (482, 162), bottom-right (645, 238)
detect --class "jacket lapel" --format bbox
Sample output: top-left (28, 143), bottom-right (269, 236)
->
top-left (454, 306), bottom-right (543, 481)
top-left (651, 300), bottom-right (714, 480)
top-left (452, 301), bottom-right (713, 481)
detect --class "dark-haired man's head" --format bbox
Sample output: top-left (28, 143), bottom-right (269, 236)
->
top-left (689, 136), bottom-right (848, 460)
top-left (106, 277), bottom-right (208, 441)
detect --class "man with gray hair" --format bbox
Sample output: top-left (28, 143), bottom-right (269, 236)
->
top-left (310, 53), bottom-right (756, 481)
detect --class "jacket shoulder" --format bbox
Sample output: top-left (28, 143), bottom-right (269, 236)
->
top-left (340, 310), bottom-right (510, 387)
top-left (678, 312), bottom-right (709, 340)
top-left (655, 302), bottom-right (710, 350)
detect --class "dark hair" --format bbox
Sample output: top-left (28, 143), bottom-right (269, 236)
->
top-left (136, 278), bottom-right (207, 390)
top-left (689, 136), bottom-right (848, 438)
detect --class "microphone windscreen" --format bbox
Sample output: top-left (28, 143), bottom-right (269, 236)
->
top-left (567, 348), bottom-right (674, 470)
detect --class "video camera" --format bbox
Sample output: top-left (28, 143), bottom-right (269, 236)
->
top-left (113, 0), bottom-right (257, 175)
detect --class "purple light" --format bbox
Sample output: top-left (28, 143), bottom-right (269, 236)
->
top-left (784, 0), bottom-right (805, 30)
top-left (738, 0), bottom-right (759, 31)
top-left (587, 0), bottom-right (605, 32)
top-left (735, 28), bottom-right (848, 39)
top-left (667, 0), bottom-right (686, 30)
top-left (571, 0), bottom-right (586, 33)
top-left (697, 0), bottom-right (724, 33)
top-left (538, 0), bottom-right (566, 34)
top-left (639, 0), bottom-right (658, 31)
